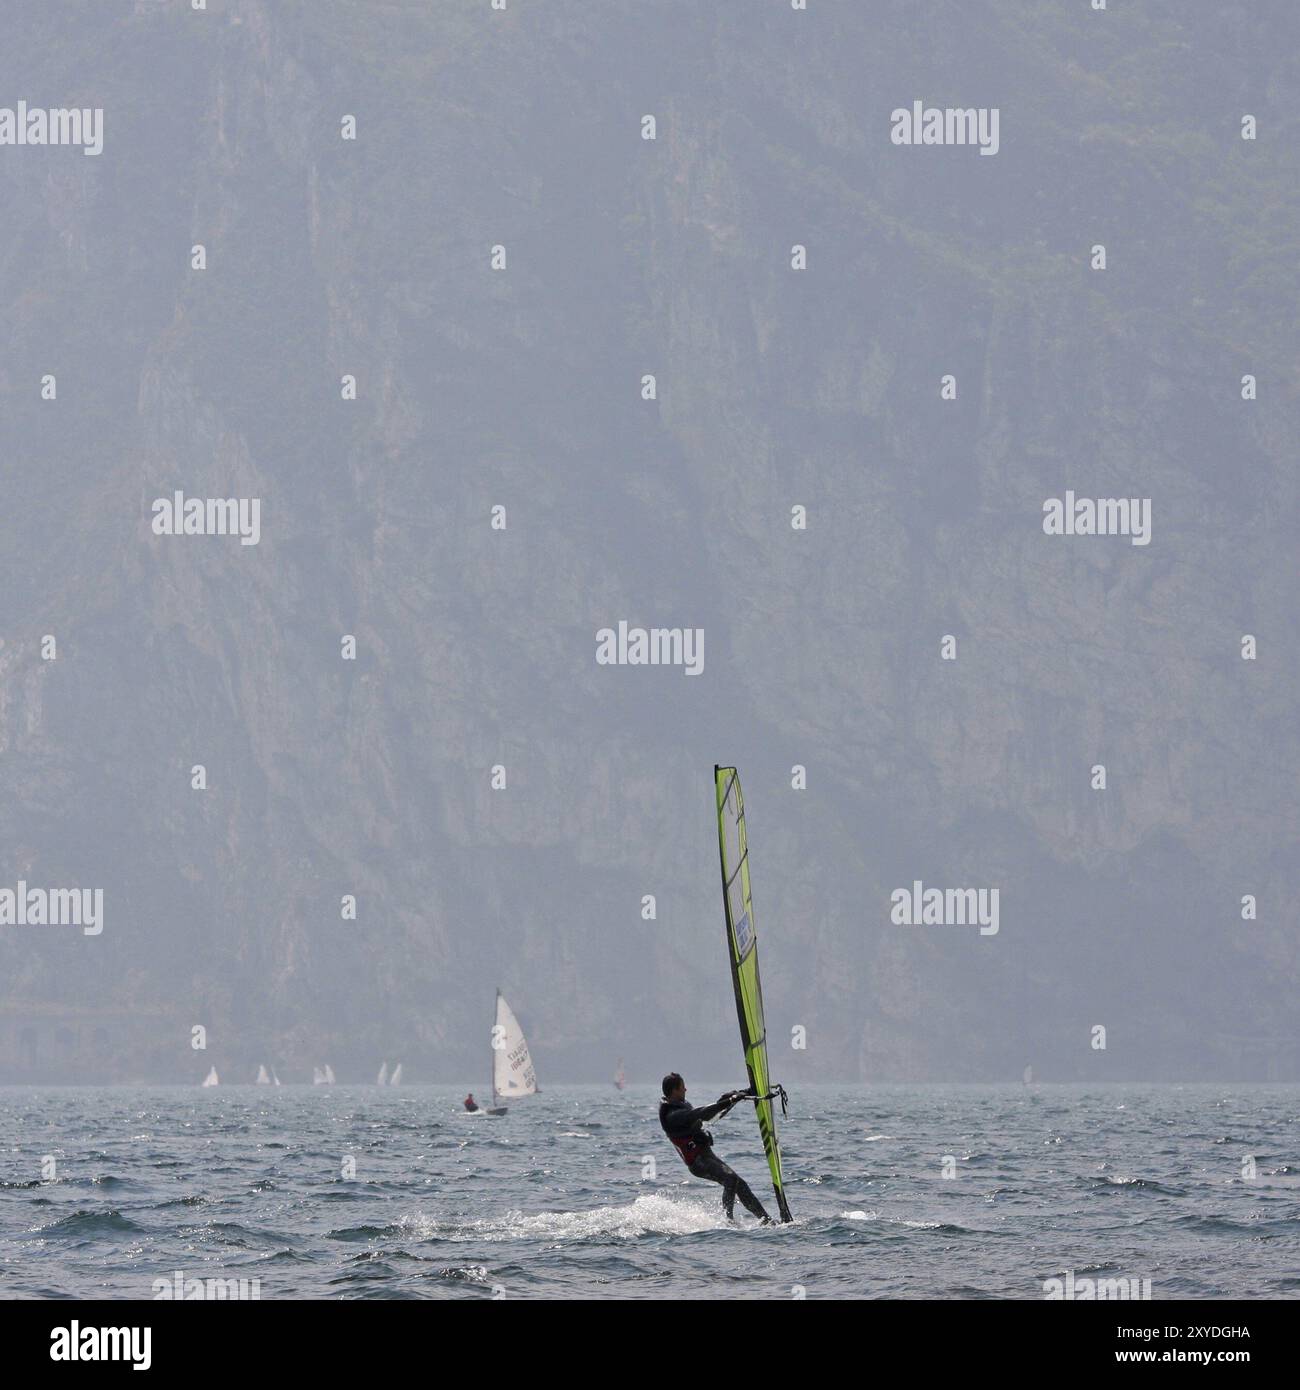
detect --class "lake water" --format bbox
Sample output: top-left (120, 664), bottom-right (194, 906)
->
top-left (1, 1084), bottom-right (1295, 1299)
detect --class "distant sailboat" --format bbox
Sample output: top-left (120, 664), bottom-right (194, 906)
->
top-left (390, 1063), bottom-right (402, 1086)
top-left (312, 1067), bottom-right (326, 1085)
top-left (272, 1069), bottom-right (281, 1086)
top-left (202, 1066), bottom-right (219, 1087)
top-left (614, 1059), bottom-right (626, 1090)
top-left (1023, 1065), bottom-right (1034, 1086)
top-left (256, 1064), bottom-right (271, 1085)
top-left (377, 1061), bottom-right (389, 1086)
top-left (488, 990), bottom-right (537, 1116)
top-left (324, 1064), bottom-right (336, 1085)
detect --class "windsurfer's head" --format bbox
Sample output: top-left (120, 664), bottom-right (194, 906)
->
top-left (662, 1072), bottom-right (685, 1100)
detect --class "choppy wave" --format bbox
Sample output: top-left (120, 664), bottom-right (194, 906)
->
top-left (0, 1083), bottom-right (1295, 1298)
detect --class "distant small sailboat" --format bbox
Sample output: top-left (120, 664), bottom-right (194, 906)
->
top-left (614, 1058), bottom-right (626, 1090)
top-left (1023, 1065), bottom-right (1034, 1086)
top-left (324, 1064), bottom-right (336, 1085)
top-left (202, 1066), bottom-right (219, 1087)
top-left (377, 1061), bottom-right (389, 1086)
top-left (486, 990), bottom-right (537, 1116)
top-left (272, 1069), bottom-right (281, 1086)
top-left (390, 1063), bottom-right (402, 1086)
top-left (312, 1066), bottom-right (326, 1085)
top-left (256, 1064), bottom-right (271, 1085)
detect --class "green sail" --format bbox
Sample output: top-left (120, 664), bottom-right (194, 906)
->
top-left (714, 766), bottom-right (793, 1222)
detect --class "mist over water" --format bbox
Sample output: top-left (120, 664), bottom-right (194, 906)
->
top-left (3, 1084), bottom-right (1294, 1299)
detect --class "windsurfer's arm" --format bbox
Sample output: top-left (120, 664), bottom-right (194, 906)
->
top-left (665, 1100), bottom-right (725, 1131)
top-left (704, 1091), bottom-right (748, 1119)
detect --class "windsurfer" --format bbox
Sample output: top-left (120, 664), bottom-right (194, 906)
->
top-left (658, 1073), bottom-right (771, 1222)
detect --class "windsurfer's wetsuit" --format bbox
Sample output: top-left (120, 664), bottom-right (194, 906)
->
top-left (659, 1096), bottom-right (771, 1221)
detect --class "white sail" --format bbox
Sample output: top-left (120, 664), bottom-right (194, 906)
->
top-left (324, 1064), bottom-right (336, 1085)
top-left (272, 1069), bottom-right (281, 1086)
top-left (256, 1065), bottom-right (270, 1085)
top-left (202, 1066), bottom-right (219, 1087)
top-left (377, 1062), bottom-right (388, 1086)
top-left (390, 1063), bottom-right (402, 1086)
top-left (312, 1066), bottom-right (325, 1085)
top-left (492, 992), bottom-right (537, 1104)
top-left (615, 1059), bottom-right (626, 1090)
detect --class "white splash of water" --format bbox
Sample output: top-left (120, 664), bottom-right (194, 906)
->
top-left (401, 1192), bottom-right (733, 1242)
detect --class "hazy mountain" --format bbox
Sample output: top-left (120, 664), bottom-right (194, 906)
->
top-left (0, 0), bottom-right (1296, 1083)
